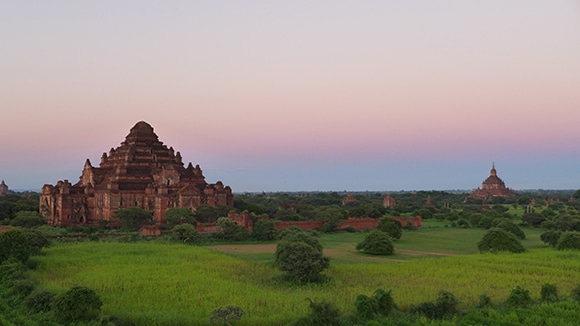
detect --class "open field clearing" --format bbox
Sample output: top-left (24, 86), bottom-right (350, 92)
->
top-left (32, 230), bottom-right (579, 325)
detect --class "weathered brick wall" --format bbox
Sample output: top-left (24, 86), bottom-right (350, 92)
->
top-left (337, 218), bottom-right (379, 230)
top-left (275, 221), bottom-right (325, 230)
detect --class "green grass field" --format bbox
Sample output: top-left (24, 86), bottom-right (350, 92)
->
top-left (31, 225), bottom-right (580, 325)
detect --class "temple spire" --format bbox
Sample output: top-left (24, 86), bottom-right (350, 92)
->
top-left (490, 162), bottom-right (497, 176)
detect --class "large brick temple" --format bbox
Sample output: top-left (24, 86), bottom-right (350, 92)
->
top-left (40, 121), bottom-right (233, 226)
top-left (470, 163), bottom-right (516, 199)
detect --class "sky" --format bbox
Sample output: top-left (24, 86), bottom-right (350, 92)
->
top-left (1, 1), bottom-right (580, 192)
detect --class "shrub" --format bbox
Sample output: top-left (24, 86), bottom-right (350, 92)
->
top-left (52, 286), bottom-right (103, 323)
top-left (411, 291), bottom-right (458, 319)
top-left (540, 230), bottom-right (562, 247)
top-left (505, 286), bottom-right (533, 307)
top-left (26, 290), bottom-right (56, 312)
top-left (572, 284), bottom-right (580, 302)
top-left (436, 290), bottom-right (458, 316)
top-left (171, 223), bottom-right (200, 243)
top-left (477, 294), bottom-right (492, 308)
top-left (496, 220), bottom-right (526, 240)
top-left (355, 294), bottom-right (379, 320)
top-left (0, 229), bottom-right (31, 264)
top-left (456, 218), bottom-right (469, 228)
top-left (376, 218), bottom-right (402, 239)
top-left (477, 228), bottom-right (525, 253)
top-left (293, 299), bottom-right (341, 326)
top-left (275, 232), bottom-right (329, 282)
top-left (277, 226), bottom-right (303, 240)
top-left (252, 219), bottom-right (277, 241)
top-left (374, 288), bottom-right (395, 316)
top-left (209, 305), bottom-right (244, 325)
top-left (540, 283), bottom-right (558, 303)
top-left (556, 231), bottom-right (580, 250)
top-left (522, 212), bottom-right (546, 227)
top-left (356, 230), bottom-right (394, 256)
top-left (477, 216), bottom-right (494, 229)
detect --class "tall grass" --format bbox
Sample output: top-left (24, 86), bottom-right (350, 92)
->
top-left (32, 241), bottom-right (579, 325)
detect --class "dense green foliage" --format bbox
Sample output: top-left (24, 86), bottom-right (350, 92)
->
top-left (505, 286), bottom-right (533, 307)
top-left (275, 231), bottom-right (330, 282)
top-left (171, 223), bottom-right (200, 243)
top-left (376, 217), bottom-right (403, 239)
top-left (0, 229), bottom-right (31, 263)
top-left (52, 286), bottom-right (103, 323)
top-left (114, 207), bottom-right (153, 230)
top-left (10, 211), bottom-right (46, 228)
top-left (356, 230), bottom-right (394, 255)
top-left (557, 231), bottom-right (580, 250)
top-left (0, 192), bottom-right (40, 222)
top-left (252, 219), bottom-right (278, 241)
top-left (541, 230), bottom-right (562, 247)
top-left (496, 220), bottom-right (526, 240)
top-left (477, 228), bottom-right (526, 253)
top-left (541, 283), bottom-right (558, 303)
top-left (216, 217), bottom-right (249, 241)
top-left (163, 207), bottom-right (196, 228)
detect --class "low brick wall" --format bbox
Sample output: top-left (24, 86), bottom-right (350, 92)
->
top-left (275, 221), bottom-right (324, 230)
top-left (337, 218), bottom-right (379, 230)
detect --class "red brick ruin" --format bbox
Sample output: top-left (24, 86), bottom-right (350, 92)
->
top-left (40, 121), bottom-right (234, 226)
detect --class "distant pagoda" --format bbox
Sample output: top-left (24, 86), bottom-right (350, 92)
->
top-left (40, 121), bottom-right (233, 226)
top-left (470, 163), bottom-right (516, 199)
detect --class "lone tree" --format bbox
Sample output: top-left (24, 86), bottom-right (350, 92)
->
top-left (163, 207), bottom-right (196, 228)
top-left (0, 229), bottom-right (31, 264)
top-left (356, 230), bottom-right (394, 255)
top-left (376, 217), bottom-right (403, 240)
top-left (477, 228), bottom-right (525, 253)
top-left (275, 230), bottom-right (329, 282)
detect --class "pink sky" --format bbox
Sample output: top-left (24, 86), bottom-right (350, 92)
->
top-left (1, 1), bottom-right (579, 191)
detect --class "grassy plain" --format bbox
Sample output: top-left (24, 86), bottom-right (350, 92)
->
top-left (31, 224), bottom-right (580, 325)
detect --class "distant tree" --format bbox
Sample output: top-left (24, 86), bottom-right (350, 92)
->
top-left (252, 219), bottom-right (277, 241)
top-left (10, 211), bottom-right (46, 228)
top-left (477, 228), bottom-right (525, 253)
top-left (275, 231), bottom-right (329, 282)
top-left (540, 230), bottom-right (562, 247)
top-left (356, 230), bottom-right (394, 256)
top-left (195, 205), bottom-right (232, 223)
top-left (556, 231), bottom-right (580, 250)
top-left (20, 229), bottom-right (50, 255)
top-left (522, 212), bottom-right (546, 227)
top-left (505, 286), bottom-right (533, 307)
top-left (314, 206), bottom-right (348, 232)
top-left (164, 207), bottom-right (196, 228)
top-left (216, 217), bottom-right (249, 241)
top-left (114, 207), bottom-right (153, 230)
top-left (376, 217), bottom-right (402, 240)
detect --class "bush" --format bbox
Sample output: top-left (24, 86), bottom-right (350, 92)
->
top-left (0, 229), bottom-right (31, 264)
top-left (354, 289), bottom-right (395, 320)
top-left (541, 283), bottom-right (558, 303)
top-left (477, 294), bottom-right (492, 308)
top-left (376, 218), bottom-right (402, 239)
top-left (477, 228), bottom-right (525, 253)
top-left (52, 286), bottom-right (103, 323)
top-left (26, 290), bottom-right (56, 312)
top-left (209, 305), bottom-right (244, 325)
top-left (411, 290), bottom-right (458, 319)
top-left (293, 299), bottom-right (341, 326)
top-left (252, 219), bottom-right (277, 241)
top-left (572, 284), bottom-right (580, 302)
top-left (171, 223), bottom-right (200, 243)
top-left (540, 230), bottom-right (562, 247)
top-left (356, 230), bottom-right (394, 256)
top-left (496, 220), bottom-right (526, 240)
top-left (556, 231), bottom-right (580, 250)
top-left (505, 286), bottom-right (533, 307)
top-left (275, 231), bottom-right (329, 282)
